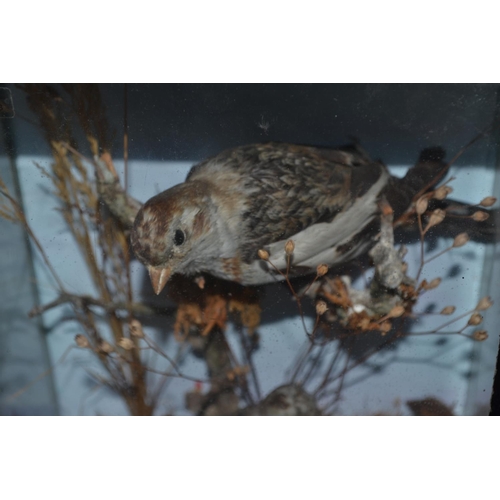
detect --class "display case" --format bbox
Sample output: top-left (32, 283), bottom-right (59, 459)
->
top-left (1, 84), bottom-right (498, 415)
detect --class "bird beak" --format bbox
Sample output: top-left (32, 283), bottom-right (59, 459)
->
top-left (147, 265), bottom-right (172, 295)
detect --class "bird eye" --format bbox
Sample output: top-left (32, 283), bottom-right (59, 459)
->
top-left (174, 229), bottom-right (185, 246)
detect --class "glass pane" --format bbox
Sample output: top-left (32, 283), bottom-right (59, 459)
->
top-left (0, 124), bottom-right (58, 415)
top-left (1, 84), bottom-right (498, 415)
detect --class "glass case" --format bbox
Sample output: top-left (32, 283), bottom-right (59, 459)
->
top-left (1, 84), bottom-right (498, 415)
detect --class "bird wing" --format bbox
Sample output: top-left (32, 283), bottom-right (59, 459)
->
top-left (188, 143), bottom-right (390, 268)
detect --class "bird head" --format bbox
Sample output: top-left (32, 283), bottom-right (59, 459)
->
top-left (130, 182), bottom-right (212, 294)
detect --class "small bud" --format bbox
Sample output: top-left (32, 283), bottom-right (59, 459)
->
top-left (75, 334), bottom-right (90, 348)
top-left (479, 196), bottom-right (496, 207)
top-left (285, 240), bottom-right (295, 256)
top-left (428, 277), bottom-right (441, 289)
top-left (468, 313), bottom-right (483, 326)
top-left (476, 296), bottom-right (493, 311)
top-left (258, 249), bottom-right (269, 261)
top-left (129, 319), bottom-right (145, 338)
top-left (452, 232), bottom-right (469, 248)
top-left (472, 330), bottom-right (488, 342)
top-left (472, 211), bottom-right (489, 222)
top-left (195, 276), bottom-right (205, 289)
top-left (358, 317), bottom-right (370, 330)
top-left (118, 337), bottom-right (135, 350)
top-left (379, 321), bottom-right (392, 334)
top-left (415, 197), bottom-right (429, 215)
top-left (440, 306), bottom-right (456, 315)
top-left (316, 300), bottom-right (328, 316)
top-left (433, 185), bottom-right (453, 200)
top-left (387, 305), bottom-right (405, 318)
top-left (316, 264), bottom-right (328, 277)
top-left (99, 340), bottom-right (114, 354)
top-left (422, 277), bottom-right (441, 290)
top-left (425, 209), bottom-right (446, 232)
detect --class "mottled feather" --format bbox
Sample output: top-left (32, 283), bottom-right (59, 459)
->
top-left (188, 143), bottom-right (388, 263)
top-left (131, 142), bottom-right (451, 288)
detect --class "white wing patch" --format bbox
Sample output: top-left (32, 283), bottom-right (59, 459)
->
top-left (241, 166), bottom-right (390, 284)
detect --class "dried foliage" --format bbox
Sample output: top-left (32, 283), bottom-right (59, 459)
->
top-left (2, 85), bottom-right (151, 415)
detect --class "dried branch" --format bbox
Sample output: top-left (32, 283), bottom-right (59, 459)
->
top-left (28, 292), bottom-right (165, 318)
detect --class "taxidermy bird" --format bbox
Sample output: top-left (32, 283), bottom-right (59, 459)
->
top-left (130, 142), bottom-right (491, 294)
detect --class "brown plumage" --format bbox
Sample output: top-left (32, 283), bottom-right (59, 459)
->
top-left (131, 142), bottom-right (448, 293)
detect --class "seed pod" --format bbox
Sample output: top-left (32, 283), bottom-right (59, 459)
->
top-left (379, 321), bottom-right (392, 334)
top-left (75, 334), bottom-right (90, 348)
top-left (415, 197), bottom-right (429, 215)
top-left (422, 277), bottom-right (441, 290)
top-left (472, 330), bottom-right (488, 342)
top-left (468, 313), bottom-right (483, 326)
top-left (479, 196), bottom-right (496, 207)
top-left (118, 337), bottom-right (135, 350)
top-left (316, 300), bottom-right (328, 316)
top-left (99, 340), bottom-right (114, 354)
top-left (424, 209), bottom-right (446, 232)
top-left (316, 264), bottom-right (329, 277)
top-left (472, 211), bottom-right (489, 222)
top-left (452, 233), bottom-right (469, 248)
top-left (129, 319), bottom-right (145, 338)
top-left (387, 305), bottom-right (405, 318)
top-left (285, 240), bottom-right (295, 256)
top-left (476, 296), bottom-right (493, 311)
top-left (258, 249), bottom-right (270, 261)
top-left (440, 306), bottom-right (456, 315)
top-left (433, 185), bottom-right (453, 200)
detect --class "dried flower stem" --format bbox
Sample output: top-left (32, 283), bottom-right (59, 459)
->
top-left (312, 340), bottom-right (345, 395)
top-left (289, 342), bottom-right (316, 383)
top-left (235, 326), bottom-right (262, 400)
top-left (5, 346), bottom-right (74, 402)
top-left (410, 307), bottom-right (485, 336)
top-left (0, 188), bottom-right (66, 292)
top-left (299, 275), bottom-right (319, 298)
top-left (142, 335), bottom-right (188, 378)
top-left (266, 259), bottom-right (314, 340)
top-left (416, 211), bottom-right (426, 282)
top-left (28, 292), bottom-right (162, 318)
top-left (412, 126), bottom-right (491, 203)
top-left (150, 343), bottom-right (189, 405)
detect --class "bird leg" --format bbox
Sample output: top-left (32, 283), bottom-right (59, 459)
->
top-left (369, 198), bottom-right (406, 292)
